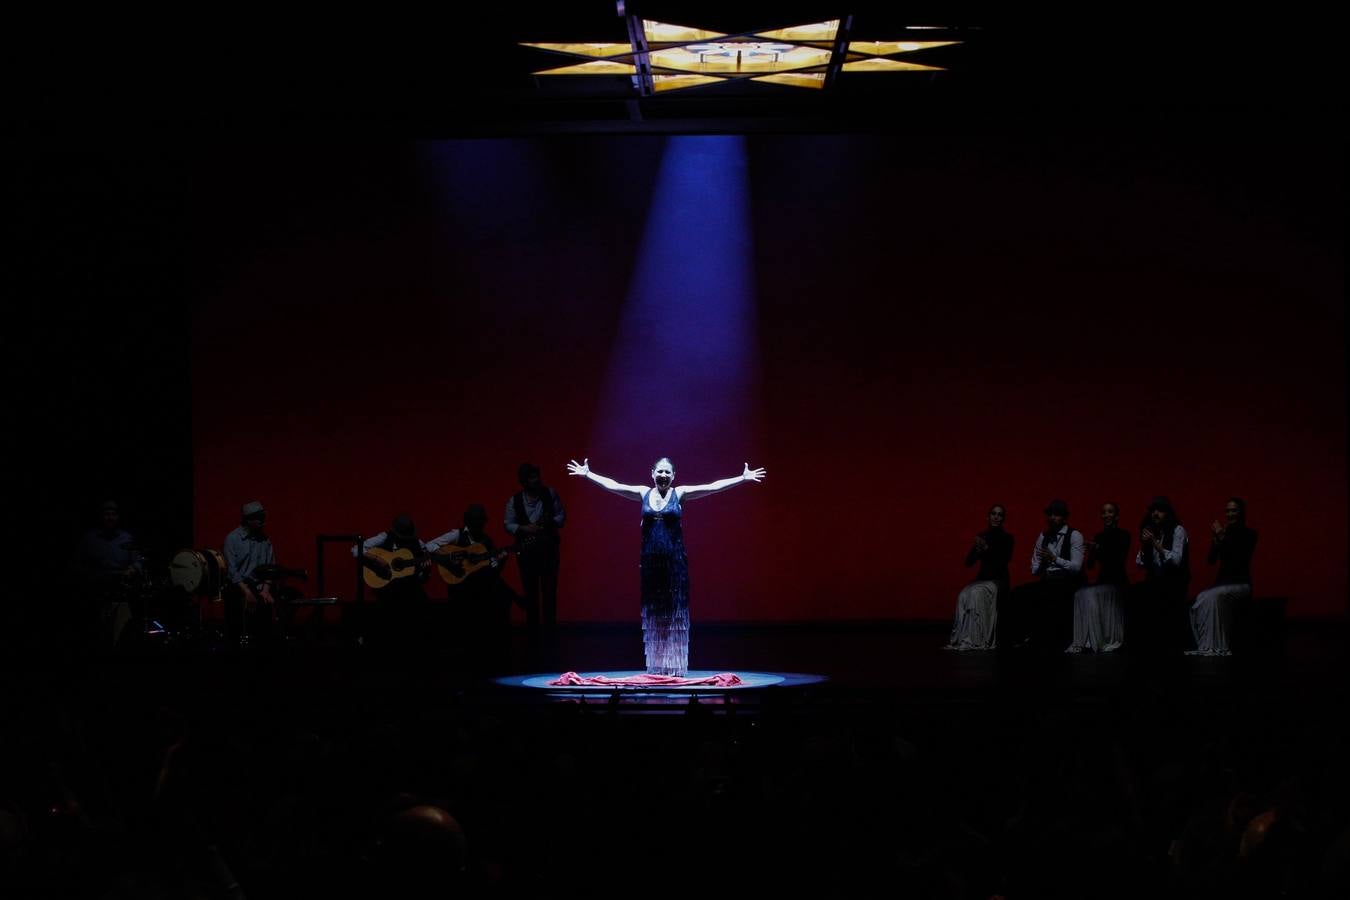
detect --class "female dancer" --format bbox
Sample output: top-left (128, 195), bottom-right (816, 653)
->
top-left (567, 457), bottom-right (765, 675)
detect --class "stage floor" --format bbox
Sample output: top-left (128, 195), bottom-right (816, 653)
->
top-left (13, 620), bottom-right (1347, 711)
top-left (484, 619), bottom-right (1350, 701)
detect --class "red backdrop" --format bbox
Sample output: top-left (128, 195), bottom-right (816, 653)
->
top-left (191, 135), bottom-right (1345, 621)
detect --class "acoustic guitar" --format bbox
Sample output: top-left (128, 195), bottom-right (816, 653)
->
top-left (361, 547), bottom-right (429, 590)
top-left (434, 542), bottom-right (517, 586)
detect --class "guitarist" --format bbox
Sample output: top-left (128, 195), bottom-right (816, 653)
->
top-left (503, 463), bottom-right (566, 631)
top-left (444, 503), bottom-right (518, 673)
top-left (354, 514), bottom-right (432, 652)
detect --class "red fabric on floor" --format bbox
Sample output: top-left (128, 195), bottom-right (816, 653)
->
top-left (549, 671), bottom-right (743, 687)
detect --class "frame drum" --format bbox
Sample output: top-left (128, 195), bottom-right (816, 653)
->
top-left (169, 549), bottom-right (229, 600)
top-left (169, 549), bottom-right (206, 593)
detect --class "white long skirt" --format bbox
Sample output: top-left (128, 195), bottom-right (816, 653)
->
top-left (1066, 584), bottom-right (1124, 653)
top-left (1188, 583), bottom-right (1249, 655)
top-left (944, 580), bottom-right (999, 650)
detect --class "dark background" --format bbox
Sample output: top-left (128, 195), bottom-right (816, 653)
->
top-left (187, 129), bottom-right (1345, 621)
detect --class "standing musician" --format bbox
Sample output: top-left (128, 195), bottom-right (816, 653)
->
top-left (223, 500), bottom-right (277, 643)
top-left (503, 462), bottom-right (566, 631)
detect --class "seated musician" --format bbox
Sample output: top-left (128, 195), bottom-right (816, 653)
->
top-left (77, 499), bottom-right (144, 648)
top-left (432, 504), bottom-right (519, 673)
top-left (353, 514), bottom-right (434, 652)
top-left (223, 500), bottom-right (277, 643)
top-left (1002, 499), bottom-right (1085, 650)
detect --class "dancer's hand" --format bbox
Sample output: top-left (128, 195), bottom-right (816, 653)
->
top-left (742, 462), bottom-right (766, 482)
top-left (567, 458), bottom-right (590, 477)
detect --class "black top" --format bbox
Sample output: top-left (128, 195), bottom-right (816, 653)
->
top-left (1209, 524), bottom-right (1257, 587)
top-left (965, 527), bottom-right (1014, 588)
top-left (1089, 526), bottom-right (1131, 586)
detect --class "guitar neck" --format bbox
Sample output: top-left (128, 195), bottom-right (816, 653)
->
top-left (433, 547), bottom-right (509, 564)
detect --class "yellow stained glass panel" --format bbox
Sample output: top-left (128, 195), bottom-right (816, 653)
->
top-left (643, 21), bottom-right (726, 43)
top-left (751, 73), bottom-right (827, 89)
top-left (650, 44), bottom-right (830, 74)
top-left (841, 58), bottom-right (944, 72)
top-left (535, 60), bottom-right (638, 75)
top-left (848, 41), bottom-right (960, 56)
top-left (755, 21), bottom-right (840, 42)
top-left (519, 42), bottom-right (633, 58)
top-left (651, 74), bottom-right (725, 92)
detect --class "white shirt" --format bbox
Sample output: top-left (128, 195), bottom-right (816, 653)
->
top-left (1136, 524), bottom-right (1188, 570)
top-left (1030, 525), bottom-right (1085, 576)
top-left (352, 531), bottom-right (431, 556)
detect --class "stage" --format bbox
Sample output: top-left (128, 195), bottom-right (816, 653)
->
top-left (43, 618), bottom-right (1349, 706)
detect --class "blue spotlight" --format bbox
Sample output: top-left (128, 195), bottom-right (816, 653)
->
top-left (592, 136), bottom-right (757, 466)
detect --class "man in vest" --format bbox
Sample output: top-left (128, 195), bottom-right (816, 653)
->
top-left (1003, 499), bottom-right (1085, 650)
top-left (503, 463), bottom-right (566, 632)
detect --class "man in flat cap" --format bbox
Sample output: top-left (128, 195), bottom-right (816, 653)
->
top-left (224, 500), bottom-right (277, 642)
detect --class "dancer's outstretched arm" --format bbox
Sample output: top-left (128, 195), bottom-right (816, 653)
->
top-left (567, 458), bottom-right (645, 500)
top-left (677, 463), bottom-right (766, 501)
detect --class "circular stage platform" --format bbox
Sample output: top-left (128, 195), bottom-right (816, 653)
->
top-left (496, 670), bottom-right (828, 693)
